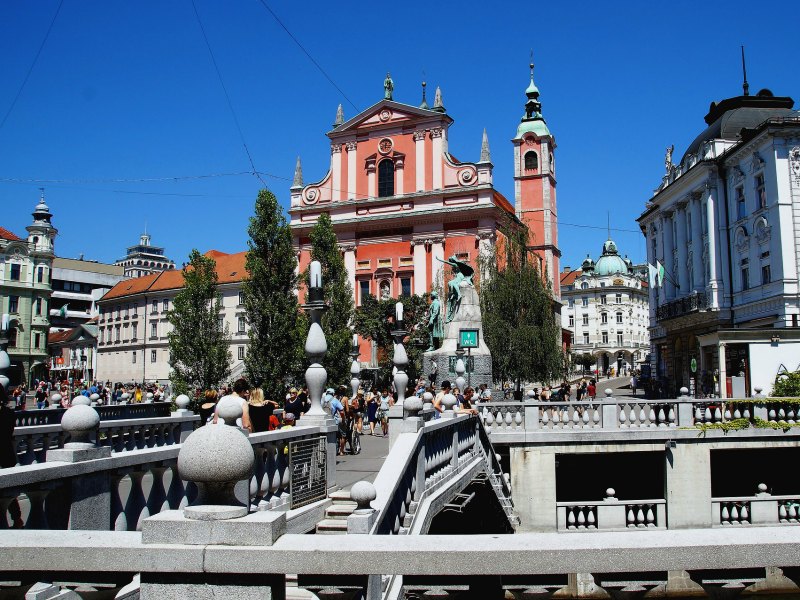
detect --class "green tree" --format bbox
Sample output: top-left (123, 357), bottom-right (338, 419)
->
top-left (167, 250), bottom-right (231, 394)
top-left (574, 353), bottom-right (595, 374)
top-left (479, 226), bottom-right (563, 394)
top-left (308, 213), bottom-right (354, 386)
top-left (243, 189), bottom-right (304, 400)
top-left (353, 293), bottom-right (429, 387)
top-left (772, 371), bottom-right (800, 397)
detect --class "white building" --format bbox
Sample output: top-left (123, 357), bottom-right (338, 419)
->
top-left (96, 250), bottom-right (247, 385)
top-left (50, 257), bottom-right (125, 332)
top-left (637, 86), bottom-right (800, 397)
top-left (115, 233), bottom-right (176, 279)
top-left (560, 240), bottom-right (650, 376)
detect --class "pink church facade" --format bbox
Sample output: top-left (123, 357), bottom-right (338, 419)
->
top-left (289, 68), bottom-right (560, 359)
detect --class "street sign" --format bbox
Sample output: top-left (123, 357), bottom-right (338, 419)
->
top-left (690, 357), bottom-right (697, 373)
top-left (459, 328), bottom-right (479, 348)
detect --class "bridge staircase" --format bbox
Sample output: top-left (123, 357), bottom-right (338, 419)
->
top-left (315, 490), bottom-right (356, 534)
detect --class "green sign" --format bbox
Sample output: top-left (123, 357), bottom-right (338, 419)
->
top-left (690, 357), bottom-right (697, 373)
top-left (459, 328), bottom-right (479, 348)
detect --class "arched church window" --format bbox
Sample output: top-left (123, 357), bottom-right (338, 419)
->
top-left (378, 159), bottom-right (394, 198)
top-left (524, 151), bottom-right (538, 171)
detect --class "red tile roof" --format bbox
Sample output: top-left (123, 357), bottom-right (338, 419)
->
top-left (48, 329), bottom-right (75, 344)
top-left (101, 251), bottom-right (247, 301)
top-left (0, 227), bottom-right (21, 241)
top-left (560, 269), bottom-right (582, 286)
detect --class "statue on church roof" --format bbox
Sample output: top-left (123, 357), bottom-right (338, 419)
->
top-left (384, 72), bottom-right (394, 100)
top-left (665, 144), bottom-right (675, 175)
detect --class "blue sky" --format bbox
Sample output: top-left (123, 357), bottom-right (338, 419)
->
top-left (1, 1), bottom-right (798, 273)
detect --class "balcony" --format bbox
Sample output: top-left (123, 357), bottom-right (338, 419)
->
top-left (656, 291), bottom-right (709, 322)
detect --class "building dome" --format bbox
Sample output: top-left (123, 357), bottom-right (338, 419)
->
top-left (594, 240), bottom-right (629, 276)
top-left (581, 254), bottom-right (595, 272)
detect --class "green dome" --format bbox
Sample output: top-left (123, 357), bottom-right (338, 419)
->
top-left (516, 119), bottom-right (551, 138)
top-left (594, 240), bottom-right (629, 276)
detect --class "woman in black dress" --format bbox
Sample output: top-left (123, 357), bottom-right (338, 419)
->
top-left (248, 388), bottom-right (278, 433)
top-left (198, 389), bottom-right (218, 425)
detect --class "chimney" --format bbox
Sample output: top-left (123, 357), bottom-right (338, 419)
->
top-left (563, 266), bottom-right (571, 273)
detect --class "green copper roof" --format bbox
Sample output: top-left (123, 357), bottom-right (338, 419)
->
top-left (517, 119), bottom-right (551, 138)
top-left (526, 79), bottom-right (539, 96)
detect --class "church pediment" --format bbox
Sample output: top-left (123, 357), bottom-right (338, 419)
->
top-left (329, 99), bottom-right (451, 137)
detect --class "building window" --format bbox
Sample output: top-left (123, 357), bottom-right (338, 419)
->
top-left (358, 280), bottom-right (370, 305)
top-left (238, 291), bottom-right (245, 306)
top-left (131, 324), bottom-right (137, 340)
top-left (378, 159), bottom-right (394, 198)
top-left (755, 173), bottom-right (766, 209)
top-left (581, 282), bottom-right (588, 289)
top-left (217, 316), bottom-right (223, 329)
top-left (151, 300), bottom-right (158, 314)
top-left (616, 312), bottom-right (623, 324)
top-left (37, 267), bottom-right (44, 283)
top-left (583, 332), bottom-right (589, 344)
top-left (582, 297), bottom-right (588, 307)
top-left (615, 293), bottom-right (622, 304)
top-left (582, 314), bottom-right (589, 326)
top-left (568, 315), bottom-right (574, 327)
top-left (115, 327), bottom-right (121, 342)
top-left (238, 316), bottom-right (246, 333)
top-left (602, 331), bottom-right (608, 344)
top-left (601, 313), bottom-right (608, 324)
top-left (686, 212), bottom-right (692, 242)
top-left (524, 151), bottom-right (538, 171)
top-left (151, 322), bottom-right (158, 338)
top-left (568, 298), bottom-right (574, 308)
top-left (35, 297), bottom-right (42, 315)
top-left (132, 352), bottom-right (136, 364)
top-left (617, 333), bottom-right (623, 346)
top-left (151, 350), bottom-right (157, 363)
top-left (400, 277), bottom-right (411, 297)
top-left (736, 186), bottom-right (746, 221)
top-left (740, 258), bottom-right (749, 291)
top-left (8, 327), bottom-right (17, 347)
top-left (162, 299), bottom-right (169, 312)
top-left (10, 264), bottom-right (20, 281)
top-left (9, 296), bottom-right (18, 313)
top-left (761, 264), bottom-right (771, 286)
top-left (34, 333), bottom-right (40, 348)
top-left (238, 346), bottom-right (245, 360)
top-left (600, 295), bottom-right (607, 305)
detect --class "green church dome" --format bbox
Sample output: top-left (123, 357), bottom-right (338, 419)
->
top-left (594, 240), bottom-right (630, 276)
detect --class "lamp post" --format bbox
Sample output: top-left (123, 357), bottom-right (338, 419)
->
top-left (390, 302), bottom-right (408, 407)
top-left (455, 347), bottom-right (466, 394)
top-left (302, 261), bottom-right (328, 417)
top-left (350, 333), bottom-right (361, 400)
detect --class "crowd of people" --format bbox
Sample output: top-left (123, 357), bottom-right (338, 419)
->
top-left (5, 380), bottom-right (171, 410)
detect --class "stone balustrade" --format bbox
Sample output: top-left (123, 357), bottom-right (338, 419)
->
top-left (14, 401), bottom-right (173, 427)
top-left (0, 424), bottom-right (332, 531)
top-left (557, 489), bottom-right (667, 531)
top-left (713, 484), bottom-right (800, 527)
top-left (12, 413), bottom-right (199, 466)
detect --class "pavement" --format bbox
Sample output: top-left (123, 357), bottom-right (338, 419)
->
top-left (333, 425), bottom-right (390, 491)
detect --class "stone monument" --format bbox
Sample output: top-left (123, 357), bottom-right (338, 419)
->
top-left (422, 256), bottom-right (492, 390)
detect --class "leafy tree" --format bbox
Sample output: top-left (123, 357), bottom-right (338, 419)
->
top-left (168, 250), bottom-right (231, 394)
top-left (308, 213), bottom-right (354, 386)
top-left (479, 226), bottom-right (563, 394)
top-left (772, 371), bottom-right (800, 397)
top-left (353, 293), bottom-right (429, 388)
top-left (574, 353), bottom-right (595, 374)
top-left (243, 189), bottom-right (304, 400)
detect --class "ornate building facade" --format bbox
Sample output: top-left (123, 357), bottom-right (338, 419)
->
top-left (0, 197), bottom-right (57, 386)
top-left (290, 66), bottom-right (560, 360)
top-left (560, 240), bottom-right (650, 376)
top-left (637, 86), bottom-right (800, 397)
top-left (115, 232), bottom-right (175, 278)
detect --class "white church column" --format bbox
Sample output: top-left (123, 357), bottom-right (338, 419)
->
top-left (331, 144), bottom-right (342, 201)
top-left (395, 155), bottom-right (404, 196)
top-left (476, 231), bottom-right (494, 281)
top-left (346, 141), bottom-right (357, 200)
top-left (430, 235), bottom-right (445, 291)
top-left (367, 160), bottom-right (376, 199)
top-left (431, 128), bottom-right (443, 190)
top-left (412, 239), bottom-right (427, 295)
top-left (341, 244), bottom-right (356, 298)
top-left (414, 130), bottom-right (426, 192)
top-left (705, 183), bottom-right (720, 307)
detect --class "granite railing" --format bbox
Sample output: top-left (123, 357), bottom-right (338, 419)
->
top-left (713, 484), bottom-right (800, 527)
top-left (14, 401), bottom-right (173, 427)
top-left (12, 413), bottom-right (200, 466)
top-left (557, 490), bottom-right (667, 531)
top-left (479, 395), bottom-right (800, 436)
top-left (0, 424), bottom-right (330, 531)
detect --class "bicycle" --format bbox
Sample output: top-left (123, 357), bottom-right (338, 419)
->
top-left (346, 415), bottom-right (361, 455)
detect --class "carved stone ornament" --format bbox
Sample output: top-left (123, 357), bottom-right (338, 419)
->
top-left (734, 227), bottom-right (749, 253)
top-left (331, 144), bottom-right (342, 154)
top-left (525, 137), bottom-right (536, 147)
top-left (749, 151), bottom-right (765, 173)
top-left (379, 109), bottom-right (392, 122)
top-left (413, 130), bottom-right (427, 142)
top-left (755, 217), bottom-right (771, 245)
top-left (731, 167), bottom-right (745, 184)
top-left (790, 147), bottom-right (800, 184)
top-left (339, 243), bottom-right (356, 253)
top-left (345, 141), bottom-right (358, 152)
top-left (305, 188), bottom-right (318, 204)
top-left (430, 127), bottom-right (443, 139)
top-left (458, 168), bottom-right (476, 184)
top-left (476, 231), bottom-right (494, 242)
top-left (378, 138), bottom-right (393, 155)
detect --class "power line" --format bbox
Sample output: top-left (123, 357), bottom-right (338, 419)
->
top-left (0, 0), bottom-right (64, 131)
top-left (190, 0), bottom-right (267, 187)
top-left (254, 0), bottom-right (358, 112)
top-left (0, 171), bottom-right (254, 184)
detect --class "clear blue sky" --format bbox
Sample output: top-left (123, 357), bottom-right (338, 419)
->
top-left (2, 1), bottom-right (798, 273)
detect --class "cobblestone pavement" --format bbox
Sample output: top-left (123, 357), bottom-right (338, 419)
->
top-left (334, 425), bottom-right (390, 492)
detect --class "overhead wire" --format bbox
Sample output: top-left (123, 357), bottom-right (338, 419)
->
top-left (189, 0), bottom-right (267, 187)
top-left (0, 0), bottom-right (65, 131)
top-left (254, 0), bottom-right (358, 112)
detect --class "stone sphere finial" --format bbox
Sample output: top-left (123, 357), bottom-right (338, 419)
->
top-left (61, 404), bottom-right (100, 448)
top-left (72, 395), bottom-right (90, 407)
top-left (145, 392), bottom-right (154, 403)
top-left (442, 393), bottom-right (457, 412)
top-left (89, 393), bottom-right (99, 402)
top-left (350, 481), bottom-right (377, 512)
top-left (527, 389), bottom-right (537, 399)
top-left (175, 394), bottom-right (191, 410)
top-left (679, 387), bottom-right (689, 396)
top-left (404, 396), bottom-right (423, 417)
top-left (604, 389), bottom-right (613, 398)
top-left (605, 488), bottom-right (616, 499)
top-left (216, 395), bottom-right (243, 426)
top-left (50, 392), bottom-right (62, 405)
top-left (178, 424), bottom-right (255, 520)
top-left (758, 483), bottom-right (768, 494)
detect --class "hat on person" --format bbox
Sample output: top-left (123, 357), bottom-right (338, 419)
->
top-left (326, 388), bottom-right (334, 394)
top-left (284, 412), bottom-right (296, 422)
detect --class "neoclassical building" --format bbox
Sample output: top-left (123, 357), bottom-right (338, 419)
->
top-left (0, 197), bottom-right (57, 386)
top-left (560, 240), bottom-right (650, 376)
top-left (637, 85), bottom-right (800, 396)
top-left (115, 232), bottom-right (176, 278)
top-left (290, 66), bottom-right (561, 360)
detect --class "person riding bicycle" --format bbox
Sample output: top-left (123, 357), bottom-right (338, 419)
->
top-left (329, 392), bottom-right (347, 456)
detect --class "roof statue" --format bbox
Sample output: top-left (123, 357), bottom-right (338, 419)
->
top-left (665, 144), bottom-right (674, 175)
top-left (334, 104), bottom-right (344, 127)
top-left (436, 255), bottom-right (475, 323)
top-left (384, 72), bottom-right (394, 100)
top-left (480, 128), bottom-right (491, 163)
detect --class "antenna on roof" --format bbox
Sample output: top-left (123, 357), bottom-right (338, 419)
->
top-left (741, 45), bottom-right (750, 96)
top-left (607, 212), bottom-right (611, 241)
top-left (38, 187), bottom-right (45, 201)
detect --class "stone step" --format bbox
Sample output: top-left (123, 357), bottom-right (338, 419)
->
top-left (328, 490), bottom-right (353, 504)
top-left (315, 519), bottom-right (349, 534)
top-left (325, 504), bottom-right (356, 520)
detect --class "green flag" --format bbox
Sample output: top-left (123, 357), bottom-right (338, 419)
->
top-left (656, 261), bottom-right (665, 288)
top-left (58, 304), bottom-right (68, 318)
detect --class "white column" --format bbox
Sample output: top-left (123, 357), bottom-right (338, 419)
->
top-left (346, 141), bottom-right (357, 200)
top-left (430, 235), bottom-right (445, 290)
top-left (657, 216), bottom-right (667, 306)
top-left (395, 156), bottom-right (404, 196)
top-left (331, 144), bottom-right (342, 202)
top-left (706, 186), bottom-right (719, 307)
top-left (414, 130), bottom-right (426, 192)
top-left (342, 244), bottom-right (356, 298)
top-left (690, 197), bottom-right (704, 292)
top-left (718, 342), bottom-right (727, 399)
top-left (367, 162), bottom-right (376, 199)
top-left (412, 240), bottom-right (427, 295)
top-left (663, 211), bottom-right (675, 300)
top-left (431, 128), bottom-right (443, 190)
top-left (477, 231), bottom-right (494, 282)
top-left (675, 203), bottom-right (689, 295)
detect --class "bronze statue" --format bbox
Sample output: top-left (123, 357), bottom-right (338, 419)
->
top-left (436, 255), bottom-right (475, 323)
top-left (427, 291), bottom-right (443, 351)
top-left (384, 72), bottom-right (394, 100)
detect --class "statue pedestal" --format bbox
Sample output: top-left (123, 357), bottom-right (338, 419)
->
top-left (423, 282), bottom-right (492, 390)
